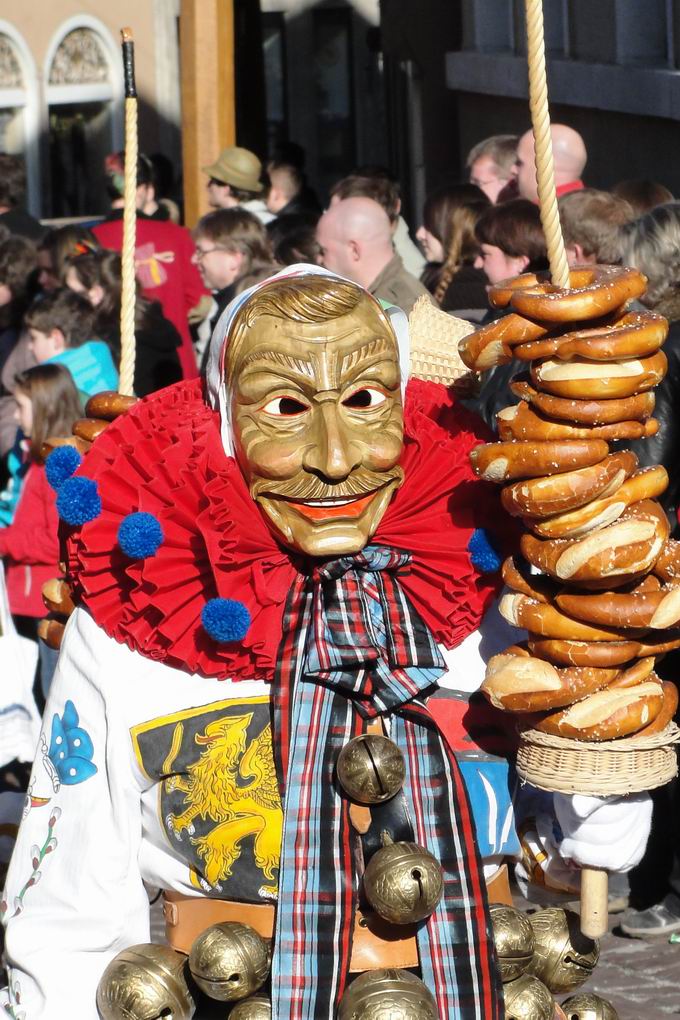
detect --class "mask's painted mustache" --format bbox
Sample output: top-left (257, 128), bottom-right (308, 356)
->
top-left (252, 466), bottom-right (403, 503)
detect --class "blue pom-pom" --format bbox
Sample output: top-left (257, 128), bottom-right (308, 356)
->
top-left (118, 512), bottom-right (164, 558)
top-left (201, 598), bottom-right (251, 643)
top-left (468, 528), bottom-right (502, 573)
top-left (56, 476), bottom-right (102, 526)
top-left (45, 446), bottom-right (82, 491)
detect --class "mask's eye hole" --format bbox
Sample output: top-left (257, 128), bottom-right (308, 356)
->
top-left (343, 388), bottom-right (387, 410)
top-left (262, 396), bottom-right (309, 416)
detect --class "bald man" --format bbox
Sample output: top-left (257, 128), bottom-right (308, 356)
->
top-left (316, 196), bottom-right (431, 315)
top-left (514, 124), bottom-right (587, 203)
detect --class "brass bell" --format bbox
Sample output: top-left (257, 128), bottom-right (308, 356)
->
top-left (336, 734), bottom-right (406, 804)
top-left (527, 908), bottom-right (599, 994)
top-left (338, 968), bottom-right (439, 1020)
top-left (503, 973), bottom-right (554, 1020)
top-left (561, 993), bottom-right (619, 1020)
top-left (96, 943), bottom-right (195, 1020)
top-left (363, 837), bottom-right (444, 924)
top-left (489, 904), bottom-right (535, 982)
top-left (230, 995), bottom-right (272, 1020)
top-left (188, 921), bottom-right (270, 1002)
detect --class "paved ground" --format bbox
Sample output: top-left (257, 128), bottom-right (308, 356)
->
top-left (512, 884), bottom-right (680, 1020)
top-left (561, 921), bottom-right (680, 1019)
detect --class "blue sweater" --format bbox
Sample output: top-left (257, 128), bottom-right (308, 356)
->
top-left (48, 341), bottom-right (118, 399)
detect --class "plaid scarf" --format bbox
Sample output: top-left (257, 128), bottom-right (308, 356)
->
top-left (271, 545), bottom-right (502, 1020)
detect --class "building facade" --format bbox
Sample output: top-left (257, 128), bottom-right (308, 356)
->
top-left (0, 0), bottom-right (386, 221)
top-left (382, 1), bottom-right (680, 214)
top-left (0, 2), bottom-right (181, 219)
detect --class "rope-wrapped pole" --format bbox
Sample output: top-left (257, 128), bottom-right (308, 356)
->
top-left (524, 0), bottom-right (570, 289)
top-left (524, 0), bottom-right (607, 939)
top-left (119, 27), bottom-right (137, 397)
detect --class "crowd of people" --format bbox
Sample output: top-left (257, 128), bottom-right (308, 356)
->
top-left (0, 122), bottom-right (678, 944)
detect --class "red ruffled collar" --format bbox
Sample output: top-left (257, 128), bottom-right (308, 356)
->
top-left (64, 377), bottom-right (502, 681)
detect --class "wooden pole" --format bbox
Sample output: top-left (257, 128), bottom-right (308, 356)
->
top-left (119, 27), bottom-right (137, 397)
top-left (179, 0), bottom-right (236, 228)
top-left (524, 0), bottom-right (570, 289)
top-left (523, 0), bottom-right (607, 939)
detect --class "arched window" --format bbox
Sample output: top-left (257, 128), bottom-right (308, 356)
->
top-left (0, 23), bottom-right (40, 215)
top-left (45, 19), bottom-right (123, 218)
top-left (48, 28), bottom-right (110, 87)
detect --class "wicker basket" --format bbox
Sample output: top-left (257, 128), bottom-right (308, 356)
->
top-left (516, 723), bottom-right (680, 796)
top-left (408, 296), bottom-right (475, 386)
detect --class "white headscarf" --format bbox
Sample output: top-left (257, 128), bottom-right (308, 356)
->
top-left (204, 263), bottom-right (410, 456)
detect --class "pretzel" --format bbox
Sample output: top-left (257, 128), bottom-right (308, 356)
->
top-left (72, 418), bottom-right (110, 443)
top-left (501, 556), bottom-right (558, 603)
top-left (500, 450), bottom-right (637, 519)
top-left (488, 271), bottom-right (552, 309)
top-left (530, 350), bottom-right (667, 400)
top-left (535, 680), bottom-right (664, 741)
top-left (635, 631), bottom-right (680, 656)
top-left (653, 539), bottom-right (680, 584)
top-left (608, 656), bottom-right (657, 689)
top-left (482, 648), bottom-right (619, 713)
top-left (497, 401), bottom-right (659, 443)
top-left (528, 637), bottom-right (643, 667)
top-left (41, 578), bottom-right (75, 616)
top-left (513, 311), bottom-right (668, 362)
top-left (526, 467), bottom-right (669, 540)
top-left (499, 593), bottom-right (647, 643)
top-left (41, 434), bottom-right (90, 461)
top-left (510, 378), bottom-right (656, 425)
top-left (458, 313), bottom-right (549, 372)
top-left (37, 617), bottom-right (67, 651)
top-left (85, 390), bottom-right (138, 421)
top-left (635, 680), bottom-right (678, 736)
top-left (520, 500), bottom-right (669, 584)
top-left (556, 579), bottom-right (680, 631)
top-left (469, 439), bottom-right (609, 483)
top-left (498, 266), bottom-right (647, 323)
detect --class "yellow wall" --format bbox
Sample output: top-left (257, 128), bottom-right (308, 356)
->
top-left (5, 2), bottom-right (158, 110)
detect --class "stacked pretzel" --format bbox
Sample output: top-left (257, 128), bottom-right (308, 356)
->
top-left (462, 266), bottom-right (680, 741)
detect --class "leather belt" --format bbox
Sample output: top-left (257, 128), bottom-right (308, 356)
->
top-left (163, 864), bottom-right (512, 971)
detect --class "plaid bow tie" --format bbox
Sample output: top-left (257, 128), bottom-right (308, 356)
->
top-left (271, 545), bottom-right (502, 1020)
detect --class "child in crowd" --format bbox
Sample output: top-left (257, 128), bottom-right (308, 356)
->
top-left (0, 236), bottom-right (39, 462)
top-left (0, 364), bottom-right (82, 697)
top-left (36, 227), bottom-right (98, 294)
top-left (64, 249), bottom-right (181, 397)
top-left (24, 288), bottom-right (118, 400)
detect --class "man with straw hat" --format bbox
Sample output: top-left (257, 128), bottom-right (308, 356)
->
top-left (203, 145), bottom-right (274, 224)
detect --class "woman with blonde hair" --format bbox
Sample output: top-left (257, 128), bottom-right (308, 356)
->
top-left (416, 183), bottom-right (490, 318)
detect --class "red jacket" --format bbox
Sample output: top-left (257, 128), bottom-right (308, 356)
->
top-left (93, 215), bottom-right (208, 380)
top-left (0, 462), bottom-right (59, 617)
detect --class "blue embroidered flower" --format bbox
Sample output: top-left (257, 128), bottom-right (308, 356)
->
top-left (47, 700), bottom-right (97, 786)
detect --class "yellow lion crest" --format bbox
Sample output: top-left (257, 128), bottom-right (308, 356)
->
top-left (163, 713), bottom-right (282, 894)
